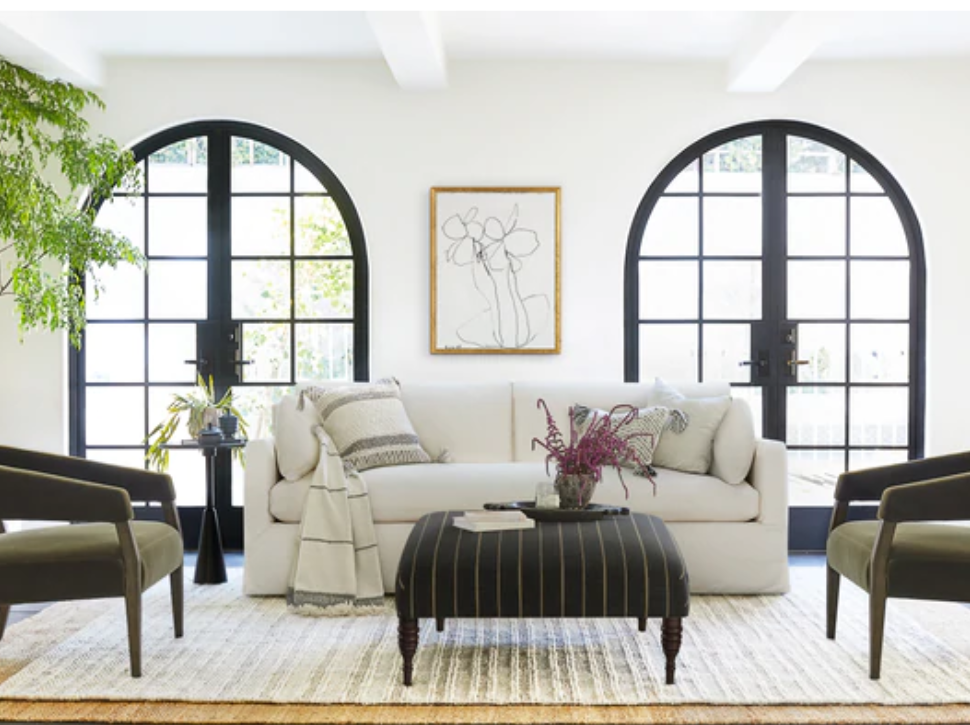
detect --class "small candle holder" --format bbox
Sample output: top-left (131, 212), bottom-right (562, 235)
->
top-left (534, 481), bottom-right (560, 509)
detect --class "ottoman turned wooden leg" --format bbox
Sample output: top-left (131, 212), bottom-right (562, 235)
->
top-left (398, 618), bottom-right (419, 686)
top-left (638, 615), bottom-right (647, 632)
top-left (661, 617), bottom-right (682, 685)
top-left (436, 617), bottom-right (445, 632)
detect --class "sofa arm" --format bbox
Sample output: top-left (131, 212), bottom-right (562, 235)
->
top-left (244, 438), bottom-right (279, 545)
top-left (748, 438), bottom-right (788, 526)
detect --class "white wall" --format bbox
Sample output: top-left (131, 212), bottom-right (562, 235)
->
top-left (2, 58), bottom-right (969, 455)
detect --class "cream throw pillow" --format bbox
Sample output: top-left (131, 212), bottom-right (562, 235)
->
top-left (307, 379), bottom-right (431, 472)
top-left (273, 394), bottom-right (321, 481)
top-left (647, 378), bottom-right (731, 475)
top-left (572, 404), bottom-right (672, 476)
top-left (710, 398), bottom-right (758, 485)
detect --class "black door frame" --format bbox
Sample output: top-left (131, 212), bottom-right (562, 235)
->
top-left (624, 120), bottom-right (926, 550)
top-left (70, 120), bottom-right (369, 550)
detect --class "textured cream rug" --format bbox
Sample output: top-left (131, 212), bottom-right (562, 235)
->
top-left (2, 568), bottom-right (970, 707)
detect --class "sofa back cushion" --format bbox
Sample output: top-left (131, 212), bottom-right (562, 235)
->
top-left (512, 380), bottom-right (731, 464)
top-left (400, 381), bottom-right (513, 463)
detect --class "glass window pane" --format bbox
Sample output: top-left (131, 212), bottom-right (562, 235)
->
top-left (849, 449), bottom-right (908, 471)
top-left (787, 137), bottom-right (845, 192)
top-left (702, 324), bottom-right (751, 383)
top-left (96, 197), bottom-right (144, 252)
top-left (87, 264), bottom-right (145, 320)
top-left (731, 386), bottom-right (763, 439)
top-left (787, 386), bottom-right (846, 446)
top-left (231, 197), bottom-right (290, 257)
top-left (232, 261), bottom-right (291, 319)
top-left (86, 387), bottom-right (145, 445)
top-left (638, 324), bottom-right (697, 382)
top-left (703, 136), bottom-right (761, 193)
top-left (148, 323), bottom-right (197, 383)
top-left (148, 138), bottom-right (207, 194)
top-left (703, 261), bottom-right (761, 320)
top-left (147, 385), bottom-right (193, 448)
top-left (850, 160), bottom-right (881, 193)
top-left (797, 323), bottom-right (846, 383)
top-left (703, 197), bottom-right (761, 256)
top-left (148, 198), bottom-right (207, 257)
top-left (664, 159), bottom-right (698, 193)
top-left (231, 385), bottom-right (290, 439)
top-left (850, 387), bottom-right (908, 446)
top-left (296, 323), bottom-right (354, 382)
top-left (165, 449), bottom-right (206, 506)
top-left (148, 261), bottom-right (207, 320)
top-left (639, 261), bottom-right (698, 319)
top-left (788, 449), bottom-right (843, 506)
top-left (296, 261), bottom-right (353, 319)
top-left (850, 261), bottom-right (909, 319)
top-left (787, 198), bottom-right (846, 256)
top-left (87, 448), bottom-right (146, 470)
top-left (295, 198), bottom-right (351, 256)
top-left (851, 323), bottom-right (908, 383)
top-left (294, 162), bottom-right (326, 193)
top-left (85, 324), bottom-right (144, 383)
top-left (850, 197), bottom-right (908, 257)
top-left (640, 198), bottom-right (698, 256)
top-left (242, 323), bottom-right (291, 383)
top-left (788, 261), bottom-right (845, 320)
top-left (231, 138), bottom-right (290, 193)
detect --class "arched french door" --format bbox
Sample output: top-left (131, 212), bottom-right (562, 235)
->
top-left (625, 121), bottom-right (925, 548)
top-left (70, 121), bottom-right (368, 549)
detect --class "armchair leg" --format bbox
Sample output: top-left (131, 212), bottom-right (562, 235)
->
top-left (869, 587), bottom-right (888, 680)
top-left (0, 604), bottom-right (9, 641)
top-left (124, 588), bottom-right (142, 678)
top-left (826, 566), bottom-right (840, 639)
top-left (171, 567), bottom-right (184, 638)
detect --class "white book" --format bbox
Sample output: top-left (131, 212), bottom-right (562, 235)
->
top-left (460, 510), bottom-right (529, 523)
top-left (453, 517), bottom-right (535, 533)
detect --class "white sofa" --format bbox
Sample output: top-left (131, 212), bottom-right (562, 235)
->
top-left (244, 380), bottom-right (789, 596)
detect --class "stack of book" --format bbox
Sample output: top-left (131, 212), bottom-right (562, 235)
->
top-left (453, 510), bottom-right (535, 533)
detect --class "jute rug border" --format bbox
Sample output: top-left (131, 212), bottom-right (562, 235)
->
top-left (2, 701), bottom-right (970, 724)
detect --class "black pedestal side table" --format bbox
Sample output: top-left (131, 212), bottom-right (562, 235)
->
top-left (163, 437), bottom-right (246, 584)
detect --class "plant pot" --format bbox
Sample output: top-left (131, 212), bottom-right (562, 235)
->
top-left (555, 471), bottom-right (598, 510)
top-left (219, 413), bottom-right (239, 439)
top-left (189, 406), bottom-right (222, 439)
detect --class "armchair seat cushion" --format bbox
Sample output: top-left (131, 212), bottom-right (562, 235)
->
top-left (0, 521), bottom-right (183, 604)
top-left (827, 521), bottom-right (970, 601)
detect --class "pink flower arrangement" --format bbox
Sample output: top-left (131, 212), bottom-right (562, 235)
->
top-left (530, 399), bottom-right (657, 500)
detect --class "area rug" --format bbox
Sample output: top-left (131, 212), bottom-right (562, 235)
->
top-left (3, 567), bottom-right (970, 724)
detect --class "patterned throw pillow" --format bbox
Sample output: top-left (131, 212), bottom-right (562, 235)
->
top-left (304, 379), bottom-right (431, 472)
top-left (572, 404), bottom-right (677, 476)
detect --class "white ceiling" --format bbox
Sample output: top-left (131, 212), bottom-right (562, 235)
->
top-left (2, 11), bottom-right (970, 92)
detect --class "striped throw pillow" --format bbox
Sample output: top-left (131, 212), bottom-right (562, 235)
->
top-left (308, 380), bottom-right (431, 472)
top-left (572, 404), bottom-right (678, 477)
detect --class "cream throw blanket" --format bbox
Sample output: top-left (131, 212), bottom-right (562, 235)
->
top-left (287, 427), bottom-right (385, 613)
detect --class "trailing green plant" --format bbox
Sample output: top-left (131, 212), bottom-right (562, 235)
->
top-left (146, 375), bottom-right (249, 472)
top-left (0, 57), bottom-right (143, 348)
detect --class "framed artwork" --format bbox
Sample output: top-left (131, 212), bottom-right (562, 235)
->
top-left (430, 187), bottom-right (561, 354)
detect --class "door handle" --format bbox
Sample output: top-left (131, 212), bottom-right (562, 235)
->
top-left (786, 350), bottom-right (810, 377)
top-left (184, 358), bottom-right (209, 367)
top-left (739, 360), bottom-right (766, 368)
top-left (233, 360), bottom-right (254, 366)
top-left (787, 359), bottom-right (810, 367)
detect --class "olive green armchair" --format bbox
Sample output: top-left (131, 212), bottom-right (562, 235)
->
top-left (0, 446), bottom-right (184, 677)
top-left (826, 451), bottom-right (970, 679)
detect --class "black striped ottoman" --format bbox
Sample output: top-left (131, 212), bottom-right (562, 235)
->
top-left (395, 510), bottom-right (690, 686)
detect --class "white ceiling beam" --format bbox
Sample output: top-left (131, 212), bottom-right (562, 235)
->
top-left (727, 12), bottom-right (843, 93)
top-left (0, 12), bottom-right (103, 88)
top-left (366, 11), bottom-right (447, 91)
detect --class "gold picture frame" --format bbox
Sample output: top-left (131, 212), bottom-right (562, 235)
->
top-left (430, 187), bottom-right (561, 355)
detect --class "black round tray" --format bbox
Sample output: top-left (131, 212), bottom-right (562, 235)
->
top-left (483, 501), bottom-right (630, 522)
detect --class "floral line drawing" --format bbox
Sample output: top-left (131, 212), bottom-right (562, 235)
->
top-left (440, 204), bottom-right (550, 349)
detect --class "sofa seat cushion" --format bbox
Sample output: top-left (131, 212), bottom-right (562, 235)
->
top-left (267, 463), bottom-right (759, 525)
